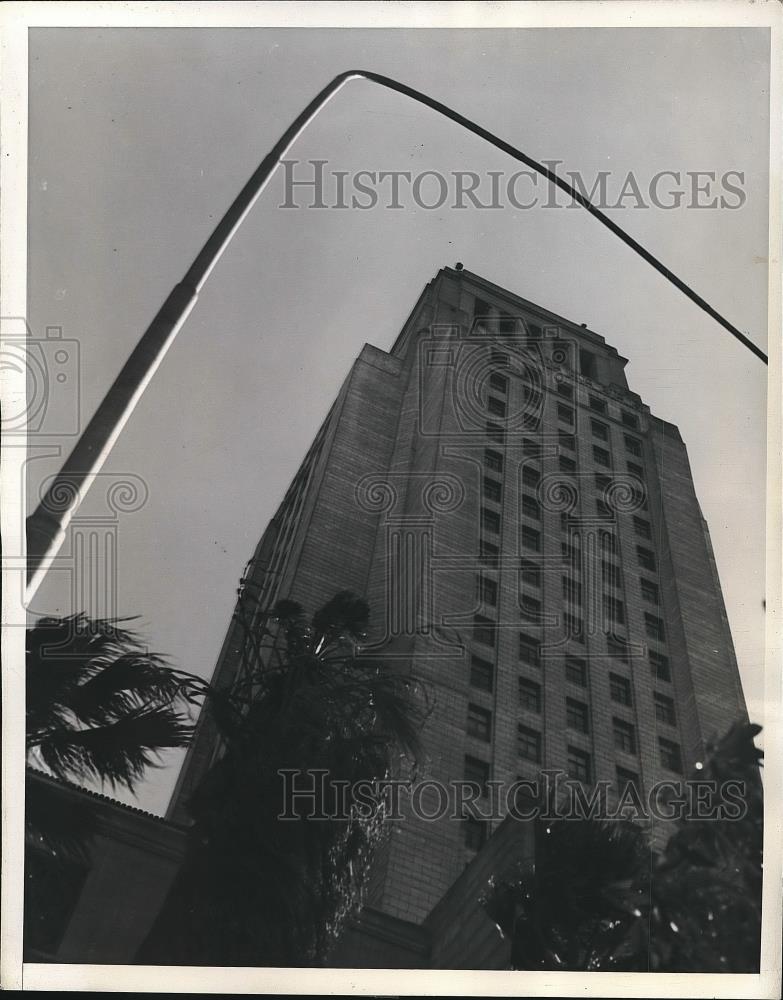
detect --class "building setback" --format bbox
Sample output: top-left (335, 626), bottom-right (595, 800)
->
top-left (169, 265), bottom-right (748, 963)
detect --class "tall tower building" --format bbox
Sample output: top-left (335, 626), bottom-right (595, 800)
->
top-left (169, 266), bottom-right (747, 953)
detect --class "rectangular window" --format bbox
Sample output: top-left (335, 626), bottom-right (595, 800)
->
top-left (559, 431), bottom-right (575, 452)
top-left (562, 576), bottom-right (582, 604)
top-left (564, 611), bottom-right (584, 642)
top-left (474, 297), bottom-right (490, 321)
top-left (464, 754), bottom-right (490, 794)
top-left (596, 497), bottom-right (612, 518)
top-left (613, 718), bottom-right (637, 754)
top-left (489, 372), bottom-right (508, 394)
top-left (616, 766), bottom-right (639, 796)
top-left (517, 724), bottom-right (542, 762)
top-left (522, 436), bottom-right (538, 454)
top-left (557, 402), bottom-right (575, 425)
top-left (522, 465), bottom-right (540, 488)
top-left (480, 538), bottom-right (499, 566)
top-left (498, 314), bottom-right (516, 335)
top-left (589, 395), bottom-right (607, 414)
top-left (467, 703), bottom-right (492, 741)
top-left (473, 614), bottom-right (496, 647)
top-left (486, 421), bottom-right (505, 444)
top-left (566, 697), bottom-right (590, 733)
top-left (482, 508), bottom-right (501, 534)
top-left (625, 435), bottom-right (643, 457)
top-left (521, 494), bottom-right (541, 519)
top-left (593, 445), bottom-right (611, 467)
top-left (580, 349), bottom-right (598, 380)
top-left (622, 410), bottom-right (639, 430)
top-left (478, 575), bottom-right (498, 607)
top-left (557, 381), bottom-right (574, 399)
top-left (519, 677), bottom-right (542, 713)
top-left (463, 815), bottom-right (488, 851)
top-left (520, 560), bottom-right (541, 589)
top-left (649, 649), bottom-right (671, 681)
top-left (562, 541), bottom-right (582, 570)
top-left (483, 477), bottom-right (502, 503)
top-left (645, 613), bottom-right (665, 643)
top-left (654, 692), bottom-right (676, 725)
top-left (470, 655), bottom-right (494, 692)
top-left (633, 516), bottom-right (652, 540)
top-left (627, 461), bottom-right (644, 479)
top-left (595, 472), bottom-right (611, 492)
top-left (567, 746), bottom-right (592, 782)
top-left (591, 419), bottom-right (609, 441)
top-left (520, 593), bottom-right (541, 618)
top-left (565, 655), bottom-right (587, 686)
top-left (607, 636), bottom-right (631, 662)
top-left (602, 560), bottom-right (622, 589)
top-left (609, 673), bottom-right (632, 706)
top-left (522, 525), bottom-right (541, 552)
top-left (603, 594), bottom-right (626, 624)
top-left (640, 578), bottom-right (660, 605)
top-left (484, 448), bottom-right (504, 474)
top-left (559, 455), bottom-right (577, 474)
top-left (487, 396), bottom-right (506, 418)
top-left (519, 633), bottom-right (541, 667)
top-left (637, 546), bottom-right (656, 571)
top-left (659, 737), bottom-right (682, 773)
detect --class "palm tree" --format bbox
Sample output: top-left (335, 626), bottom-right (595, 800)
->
top-left (139, 587), bottom-right (428, 967)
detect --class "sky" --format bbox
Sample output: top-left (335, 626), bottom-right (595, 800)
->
top-left (26, 24), bottom-right (770, 815)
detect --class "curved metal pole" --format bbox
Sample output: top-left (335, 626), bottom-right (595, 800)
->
top-left (26, 68), bottom-right (765, 602)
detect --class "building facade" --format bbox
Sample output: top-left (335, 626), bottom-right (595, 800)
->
top-left (169, 266), bottom-right (748, 947)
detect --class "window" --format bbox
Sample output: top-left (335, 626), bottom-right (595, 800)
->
top-left (559, 455), bottom-right (577, 474)
top-left (625, 435), bottom-right (643, 457)
top-left (565, 655), bottom-right (587, 686)
top-left (487, 396), bottom-right (506, 418)
top-left (654, 692), bottom-right (676, 725)
top-left (557, 381), bottom-right (573, 399)
top-left (557, 402), bottom-right (574, 425)
top-left (521, 494), bottom-right (540, 519)
top-left (650, 649), bottom-right (671, 681)
top-left (607, 636), bottom-right (630, 662)
top-left (633, 516), bottom-right (652, 540)
top-left (637, 546), bottom-right (656, 571)
top-left (522, 465), bottom-right (540, 488)
top-left (467, 703), bottom-right (492, 741)
top-left (522, 436), bottom-right (538, 454)
top-left (473, 614), bottom-right (496, 647)
top-left (520, 560), bottom-right (541, 589)
top-left (602, 560), bottom-right (622, 589)
top-left (463, 815), bottom-right (488, 851)
top-left (562, 576), bottom-right (582, 604)
top-left (474, 297), bottom-right (490, 321)
top-left (519, 633), bottom-right (541, 667)
top-left (489, 372), bottom-right (508, 394)
top-left (567, 746), bottom-right (592, 782)
top-left (564, 611), bottom-right (584, 641)
top-left (613, 718), bottom-right (637, 754)
top-left (520, 593), bottom-right (541, 618)
top-left (562, 541), bottom-right (582, 570)
top-left (486, 421), bottom-right (505, 444)
top-left (480, 538), bottom-right (499, 566)
top-left (659, 737), bottom-right (682, 773)
top-left (498, 314), bottom-right (516, 335)
top-left (589, 395), bottom-right (607, 414)
top-left (640, 578), bottom-right (660, 605)
top-left (483, 477), bottom-right (502, 503)
top-left (522, 525), bottom-right (541, 552)
top-left (478, 575), bottom-right (498, 606)
top-left (566, 697), bottom-right (590, 733)
top-left (645, 613), bottom-right (666, 643)
top-left (517, 724), bottom-right (542, 762)
top-left (596, 497), bottom-right (612, 518)
top-left (627, 461), bottom-right (644, 479)
top-left (580, 349), bottom-right (598, 379)
top-left (484, 449), bottom-right (504, 474)
top-left (593, 445), bottom-right (611, 467)
top-left (591, 419), bottom-right (609, 441)
top-left (616, 766), bottom-right (639, 796)
top-left (559, 430), bottom-right (575, 452)
top-left (464, 755), bottom-right (490, 794)
top-left (622, 410), bottom-right (639, 430)
top-left (470, 655), bottom-right (494, 692)
top-left (519, 677), bottom-right (542, 713)
top-left (609, 673), bottom-right (632, 706)
top-left (482, 508), bottom-right (501, 534)
top-left (603, 595), bottom-right (625, 624)
top-left (528, 321), bottom-right (543, 339)
top-left (492, 350), bottom-right (509, 365)
top-left (595, 472), bottom-right (611, 492)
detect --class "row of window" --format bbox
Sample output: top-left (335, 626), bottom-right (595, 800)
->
top-left (478, 571), bottom-right (659, 612)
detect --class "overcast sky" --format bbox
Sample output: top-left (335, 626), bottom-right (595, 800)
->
top-left (27, 24), bottom-right (770, 814)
